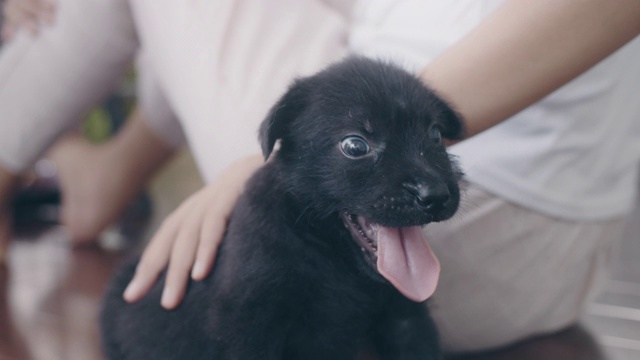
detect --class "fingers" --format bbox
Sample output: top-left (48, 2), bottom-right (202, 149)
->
top-left (3, 1), bottom-right (32, 36)
top-left (160, 204), bottom-right (203, 309)
top-left (38, 0), bottom-right (57, 25)
top-left (2, 0), bottom-right (57, 39)
top-left (17, 0), bottom-right (56, 25)
top-left (121, 154), bottom-right (264, 308)
top-left (122, 211), bottom-right (180, 303)
top-left (123, 192), bottom-right (222, 309)
top-left (191, 207), bottom-right (227, 280)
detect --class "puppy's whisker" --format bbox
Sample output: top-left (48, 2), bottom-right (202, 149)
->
top-left (444, 197), bottom-right (481, 226)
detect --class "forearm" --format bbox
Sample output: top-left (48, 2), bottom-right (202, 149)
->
top-left (420, 0), bottom-right (640, 138)
top-left (108, 107), bottom-right (177, 183)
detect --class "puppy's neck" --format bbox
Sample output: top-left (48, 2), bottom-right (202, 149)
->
top-left (250, 160), bottom-right (348, 249)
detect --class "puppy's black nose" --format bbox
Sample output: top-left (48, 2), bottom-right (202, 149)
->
top-left (402, 182), bottom-right (450, 211)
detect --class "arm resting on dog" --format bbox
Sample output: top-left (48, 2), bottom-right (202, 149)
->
top-left (420, 0), bottom-right (640, 139)
top-left (124, 0), bottom-right (640, 308)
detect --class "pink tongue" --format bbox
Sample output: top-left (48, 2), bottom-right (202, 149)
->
top-left (376, 226), bottom-right (440, 302)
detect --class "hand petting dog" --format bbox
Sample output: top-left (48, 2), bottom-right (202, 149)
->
top-left (123, 154), bottom-right (264, 309)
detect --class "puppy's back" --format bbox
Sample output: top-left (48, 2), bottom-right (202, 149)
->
top-left (100, 259), bottom-right (218, 359)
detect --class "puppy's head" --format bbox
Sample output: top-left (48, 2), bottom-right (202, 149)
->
top-left (260, 57), bottom-right (464, 302)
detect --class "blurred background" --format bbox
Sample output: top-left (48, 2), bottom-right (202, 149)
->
top-left (0, 1), bottom-right (639, 360)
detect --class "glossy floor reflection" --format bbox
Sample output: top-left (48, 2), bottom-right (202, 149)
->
top-left (1, 208), bottom-right (639, 360)
top-left (1, 227), bottom-right (125, 360)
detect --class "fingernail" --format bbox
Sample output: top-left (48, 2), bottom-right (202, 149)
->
top-left (161, 286), bottom-right (174, 309)
top-left (123, 281), bottom-right (139, 301)
top-left (191, 260), bottom-right (205, 279)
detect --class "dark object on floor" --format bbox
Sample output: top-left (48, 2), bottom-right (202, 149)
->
top-left (101, 57), bottom-right (464, 359)
top-left (12, 170), bottom-right (61, 233)
top-left (12, 175), bottom-right (152, 243)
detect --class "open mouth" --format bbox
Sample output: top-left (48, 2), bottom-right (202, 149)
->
top-left (342, 212), bottom-right (379, 262)
top-left (341, 211), bottom-right (441, 303)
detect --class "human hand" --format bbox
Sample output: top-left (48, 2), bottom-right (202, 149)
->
top-left (123, 154), bottom-right (264, 309)
top-left (1, 0), bottom-right (56, 41)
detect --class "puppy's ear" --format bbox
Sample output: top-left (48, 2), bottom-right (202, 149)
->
top-left (433, 95), bottom-right (465, 140)
top-left (259, 79), bottom-right (310, 159)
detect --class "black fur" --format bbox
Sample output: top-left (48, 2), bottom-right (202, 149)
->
top-left (101, 57), bottom-right (464, 360)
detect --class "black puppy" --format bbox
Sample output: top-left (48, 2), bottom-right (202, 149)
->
top-left (101, 56), bottom-right (464, 360)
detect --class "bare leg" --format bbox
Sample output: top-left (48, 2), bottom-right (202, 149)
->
top-left (0, 166), bottom-right (18, 263)
top-left (50, 107), bottom-right (176, 243)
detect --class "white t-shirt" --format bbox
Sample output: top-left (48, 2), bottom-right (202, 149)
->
top-left (349, 0), bottom-right (640, 220)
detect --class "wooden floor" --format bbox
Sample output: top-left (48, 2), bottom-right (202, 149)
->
top-left (1, 205), bottom-right (638, 360)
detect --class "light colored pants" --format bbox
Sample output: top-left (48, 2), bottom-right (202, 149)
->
top-left (0, 0), bottom-right (627, 352)
top-left (428, 182), bottom-right (624, 352)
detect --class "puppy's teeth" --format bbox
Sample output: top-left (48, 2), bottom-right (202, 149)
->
top-left (365, 227), bottom-right (375, 239)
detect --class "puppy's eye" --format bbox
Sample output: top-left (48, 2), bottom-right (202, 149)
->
top-left (428, 125), bottom-right (442, 144)
top-left (340, 136), bottom-right (370, 158)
